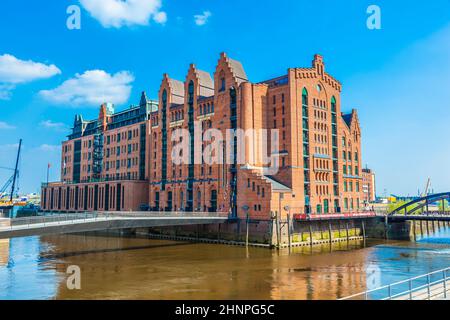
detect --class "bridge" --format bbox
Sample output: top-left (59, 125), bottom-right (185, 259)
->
top-left (387, 192), bottom-right (450, 222)
top-left (0, 211), bottom-right (229, 239)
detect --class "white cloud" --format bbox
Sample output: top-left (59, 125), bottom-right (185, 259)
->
top-left (39, 70), bottom-right (134, 107)
top-left (0, 54), bottom-right (61, 100)
top-left (37, 144), bottom-right (60, 152)
top-left (0, 121), bottom-right (15, 130)
top-left (194, 11), bottom-right (211, 26)
top-left (79, 0), bottom-right (167, 28)
top-left (39, 120), bottom-right (68, 131)
top-left (0, 54), bottom-right (61, 84)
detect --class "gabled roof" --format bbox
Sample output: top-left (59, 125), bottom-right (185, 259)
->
top-left (168, 78), bottom-right (185, 104)
top-left (264, 175), bottom-right (291, 192)
top-left (196, 69), bottom-right (214, 97)
top-left (228, 57), bottom-right (248, 84)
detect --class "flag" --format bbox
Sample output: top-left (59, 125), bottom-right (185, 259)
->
top-left (48, 163), bottom-right (51, 169)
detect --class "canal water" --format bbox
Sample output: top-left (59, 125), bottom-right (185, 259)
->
top-left (0, 226), bottom-right (449, 300)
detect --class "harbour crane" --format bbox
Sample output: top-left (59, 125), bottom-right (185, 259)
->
top-left (0, 139), bottom-right (22, 202)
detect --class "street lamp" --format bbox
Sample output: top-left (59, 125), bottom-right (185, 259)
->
top-left (242, 205), bottom-right (250, 246)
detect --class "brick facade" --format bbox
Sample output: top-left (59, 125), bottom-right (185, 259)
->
top-left (42, 53), bottom-right (365, 220)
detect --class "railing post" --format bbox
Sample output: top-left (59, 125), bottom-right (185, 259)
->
top-left (444, 270), bottom-right (447, 299)
top-left (409, 280), bottom-right (413, 300)
top-left (388, 284), bottom-right (392, 300)
top-left (427, 274), bottom-right (431, 300)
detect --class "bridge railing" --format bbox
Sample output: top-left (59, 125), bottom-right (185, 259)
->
top-left (94, 211), bottom-right (229, 218)
top-left (340, 266), bottom-right (450, 300)
top-left (1, 211), bottom-right (229, 229)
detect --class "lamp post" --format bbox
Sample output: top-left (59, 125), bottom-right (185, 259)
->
top-left (284, 205), bottom-right (291, 249)
top-left (242, 205), bottom-right (250, 246)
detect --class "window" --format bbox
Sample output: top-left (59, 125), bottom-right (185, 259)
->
top-left (343, 165), bottom-right (347, 175)
top-left (220, 77), bottom-right (226, 92)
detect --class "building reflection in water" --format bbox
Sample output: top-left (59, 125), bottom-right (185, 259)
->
top-left (0, 239), bottom-right (9, 266)
top-left (37, 234), bottom-right (372, 300)
top-left (268, 242), bottom-right (368, 300)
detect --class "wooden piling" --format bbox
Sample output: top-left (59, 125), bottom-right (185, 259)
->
top-left (287, 213), bottom-right (291, 249)
top-left (275, 213), bottom-right (280, 249)
top-left (345, 222), bottom-right (349, 242)
top-left (328, 222), bottom-right (333, 243)
top-left (245, 213), bottom-right (249, 247)
top-left (420, 220), bottom-right (424, 237)
top-left (309, 223), bottom-right (313, 246)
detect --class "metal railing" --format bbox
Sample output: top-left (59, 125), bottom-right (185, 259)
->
top-left (0, 211), bottom-right (229, 230)
top-left (340, 267), bottom-right (450, 300)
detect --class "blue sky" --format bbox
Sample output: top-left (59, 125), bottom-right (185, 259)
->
top-left (0, 0), bottom-right (449, 196)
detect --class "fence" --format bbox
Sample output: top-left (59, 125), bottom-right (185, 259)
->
top-left (340, 267), bottom-right (450, 300)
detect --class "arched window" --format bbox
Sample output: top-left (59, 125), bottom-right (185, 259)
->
top-left (331, 96), bottom-right (336, 113)
top-left (302, 88), bottom-right (308, 105)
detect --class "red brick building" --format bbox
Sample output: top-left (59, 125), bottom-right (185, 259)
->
top-left (41, 53), bottom-right (365, 220)
top-left (362, 168), bottom-right (376, 203)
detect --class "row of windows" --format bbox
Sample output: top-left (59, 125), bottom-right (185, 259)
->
top-left (105, 128), bottom-right (139, 145)
top-left (314, 133), bottom-right (328, 144)
top-left (63, 144), bottom-right (72, 153)
top-left (104, 158), bottom-right (139, 171)
top-left (343, 165), bottom-right (360, 176)
top-left (272, 93), bottom-right (286, 104)
top-left (314, 109), bottom-right (327, 120)
top-left (171, 110), bottom-right (184, 122)
top-left (344, 180), bottom-right (360, 192)
top-left (246, 179), bottom-right (266, 198)
top-left (199, 102), bottom-right (214, 115)
top-left (343, 150), bottom-right (359, 162)
top-left (313, 98), bottom-right (327, 110)
top-left (343, 198), bottom-right (361, 210)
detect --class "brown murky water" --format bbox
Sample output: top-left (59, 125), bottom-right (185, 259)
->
top-left (1, 228), bottom-right (450, 300)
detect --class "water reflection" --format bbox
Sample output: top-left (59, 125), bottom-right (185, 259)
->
top-left (0, 224), bottom-right (449, 300)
